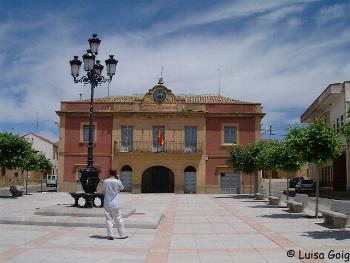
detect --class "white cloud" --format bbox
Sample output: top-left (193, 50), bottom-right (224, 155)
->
top-left (144, 0), bottom-right (309, 37)
top-left (0, 1), bottom-right (350, 140)
top-left (317, 4), bottom-right (348, 24)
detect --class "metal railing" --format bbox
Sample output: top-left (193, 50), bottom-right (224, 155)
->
top-left (114, 141), bottom-right (202, 154)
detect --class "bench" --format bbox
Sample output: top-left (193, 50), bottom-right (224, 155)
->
top-left (268, 191), bottom-right (285, 206)
top-left (10, 185), bottom-right (24, 197)
top-left (285, 194), bottom-right (308, 213)
top-left (69, 192), bottom-right (104, 208)
top-left (255, 192), bottom-right (265, 200)
top-left (320, 200), bottom-right (350, 228)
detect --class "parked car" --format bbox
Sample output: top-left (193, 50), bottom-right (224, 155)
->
top-left (46, 175), bottom-right (58, 187)
top-left (295, 179), bottom-right (316, 193)
top-left (289, 176), bottom-right (304, 188)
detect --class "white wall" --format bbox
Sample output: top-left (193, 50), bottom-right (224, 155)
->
top-left (24, 134), bottom-right (58, 174)
top-left (329, 94), bottom-right (345, 131)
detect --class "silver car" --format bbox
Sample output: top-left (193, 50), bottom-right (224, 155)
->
top-left (295, 179), bottom-right (316, 193)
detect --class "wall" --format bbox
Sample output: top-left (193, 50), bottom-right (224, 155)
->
top-left (24, 134), bottom-right (54, 161)
top-left (60, 113), bottom-right (113, 191)
top-left (112, 112), bottom-right (206, 193)
top-left (205, 114), bottom-right (259, 192)
top-left (329, 94), bottom-right (345, 131)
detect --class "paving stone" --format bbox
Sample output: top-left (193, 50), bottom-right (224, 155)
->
top-left (0, 193), bottom-right (349, 263)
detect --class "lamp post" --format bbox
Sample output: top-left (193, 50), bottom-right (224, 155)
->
top-left (69, 34), bottom-right (118, 195)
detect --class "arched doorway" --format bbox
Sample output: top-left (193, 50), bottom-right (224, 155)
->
top-left (184, 166), bottom-right (196, 193)
top-left (142, 166), bottom-right (174, 193)
top-left (120, 165), bottom-right (132, 192)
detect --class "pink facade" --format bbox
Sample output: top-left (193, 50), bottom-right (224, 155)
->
top-left (63, 114), bottom-right (113, 183)
top-left (58, 88), bottom-right (263, 193)
top-left (205, 104), bottom-right (259, 187)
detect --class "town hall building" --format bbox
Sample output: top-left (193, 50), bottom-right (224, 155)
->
top-left (57, 79), bottom-right (264, 194)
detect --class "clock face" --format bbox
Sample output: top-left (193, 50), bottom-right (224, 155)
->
top-left (153, 88), bottom-right (167, 103)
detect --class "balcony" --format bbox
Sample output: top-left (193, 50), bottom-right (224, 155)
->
top-left (114, 141), bottom-right (202, 154)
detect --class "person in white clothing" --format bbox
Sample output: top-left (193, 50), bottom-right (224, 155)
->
top-left (103, 169), bottom-right (128, 240)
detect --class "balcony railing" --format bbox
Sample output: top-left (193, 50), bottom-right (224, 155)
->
top-left (114, 141), bottom-right (202, 154)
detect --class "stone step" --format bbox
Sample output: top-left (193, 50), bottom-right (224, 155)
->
top-left (34, 206), bottom-right (136, 218)
top-left (0, 212), bottom-right (164, 229)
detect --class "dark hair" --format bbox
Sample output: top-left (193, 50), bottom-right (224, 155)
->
top-left (109, 169), bottom-right (118, 177)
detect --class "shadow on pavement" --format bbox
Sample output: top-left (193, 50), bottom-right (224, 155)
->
top-left (90, 235), bottom-right (108, 240)
top-left (35, 189), bottom-right (57, 193)
top-left (303, 229), bottom-right (350, 240)
top-left (241, 200), bottom-right (268, 203)
top-left (259, 213), bottom-right (306, 219)
top-left (214, 195), bottom-right (255, 199)
top-left (0, 195), bottom-right (17, 199)
top-left (250, 205), bottom-right (287, 209)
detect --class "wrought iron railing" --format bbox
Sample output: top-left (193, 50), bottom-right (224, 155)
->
top-left (114, 141), bottom-right (202, 154)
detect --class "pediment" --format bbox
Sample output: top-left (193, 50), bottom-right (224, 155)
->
top-left (137, 83), bottom-right (184, 104)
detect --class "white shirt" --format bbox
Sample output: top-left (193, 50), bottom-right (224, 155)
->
top-left (103, 177), bottom-right (124, 209)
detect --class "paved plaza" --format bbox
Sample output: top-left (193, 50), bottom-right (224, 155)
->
top-left (0, 192), bottom-right (349, 262)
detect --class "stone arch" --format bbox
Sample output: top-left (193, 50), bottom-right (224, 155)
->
top-left (120, 165), bottom-right (132, 192)
top-left (184, 166), bottom-right (197, 193)
top-left (141, 166), bottom-right (174, 193)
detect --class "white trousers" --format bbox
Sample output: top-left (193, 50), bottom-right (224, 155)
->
top-left (104, 207), bottom-right (125, 238)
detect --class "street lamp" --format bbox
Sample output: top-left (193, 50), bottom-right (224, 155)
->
top-left (69, 34), bottom-right (118, 197)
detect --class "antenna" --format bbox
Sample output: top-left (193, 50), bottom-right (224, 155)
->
top-left (158, 66), bottom-right (164, 84)
top-left (261, 124), bottom-right (276, 136)
top-left (218, 68), bottom-right (221, 96)
top-left (36, 112), bottom-right (39, 132)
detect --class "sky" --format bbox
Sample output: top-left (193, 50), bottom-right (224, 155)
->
top-left (0, 0), bottom-right (350, 142)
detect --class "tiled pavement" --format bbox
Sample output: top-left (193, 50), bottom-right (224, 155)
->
top-left (0, 193), bottom-right (349, 262)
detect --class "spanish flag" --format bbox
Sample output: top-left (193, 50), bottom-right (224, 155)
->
top-left (158, 128), bottom-right (164, 146)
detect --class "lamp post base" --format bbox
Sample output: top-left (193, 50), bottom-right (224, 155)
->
top-left (80, 166), bottom-right (100, 194)
top-left (70, 192), bottom-right (104, 208)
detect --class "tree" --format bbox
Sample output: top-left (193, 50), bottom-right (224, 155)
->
top-left (275, 141), bottom-right (305, 200)
top-left (36, 152), bottom-right (53, 175)
top-left (226, 141), bottom-right (267, 194)
top-left (0, 132), bottom-right (33, 171)
top-left (256, 141), bottom-right (278, 170)
top-left (341, 107), bottom-right (350, 145)
top-left (22, 150), bottom-right (53, 194)
top-left (285, 120), bottom-right (342, 217)
top-left (226, 145), bottom-right (254, 194)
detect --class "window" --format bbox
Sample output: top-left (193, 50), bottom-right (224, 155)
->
top-left (333, 124), bottom-right (336, 131)
top-left (341, 115), bottom-right (344, 126)
top-left (224, 126), bottom-right (237, 144)
top-left (83, 125), bottom-right (95, 143)
top-left (153, 126), bottom-right (165, 151)
top-left (121, 126), bottom-right (133, 151)
top-left (185, 127), bottom-right (197, 152)
top-left (336, 118), bottom-right (339, 133)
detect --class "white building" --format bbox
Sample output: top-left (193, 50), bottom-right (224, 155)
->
top-left (24, 133), bottom-right (59, 176)
top-left (301, 81), bottom-right (350, 193)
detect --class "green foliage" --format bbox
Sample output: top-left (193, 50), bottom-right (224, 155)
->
top-left (285, 120), bottom-right (342, 165)
top-left (0, 132), bottom-right (33, 169)
top-left (36, 152), bottom-right (53, 174)
top-left (341, 123), bottom-right (350, 139)
top-left (275, 141), bottom-right (304, 172)
top-left (226, 141), bottom-right (272, 173)
top-left (23, 150), bottom-right (40, 171)
top-left (255, 140), bottom-right (280, 171)
top-left (0, 132), bottom-right (53, 175)
top-left (226, 145), bottom-right (252, 173)
top-left (340, 107), bottom-right (350, 143)
top-left (23, 151), bottom-right (53, 175)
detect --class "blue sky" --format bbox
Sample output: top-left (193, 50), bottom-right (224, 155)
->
top-left (0, 0), bottom-right (350, 141)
